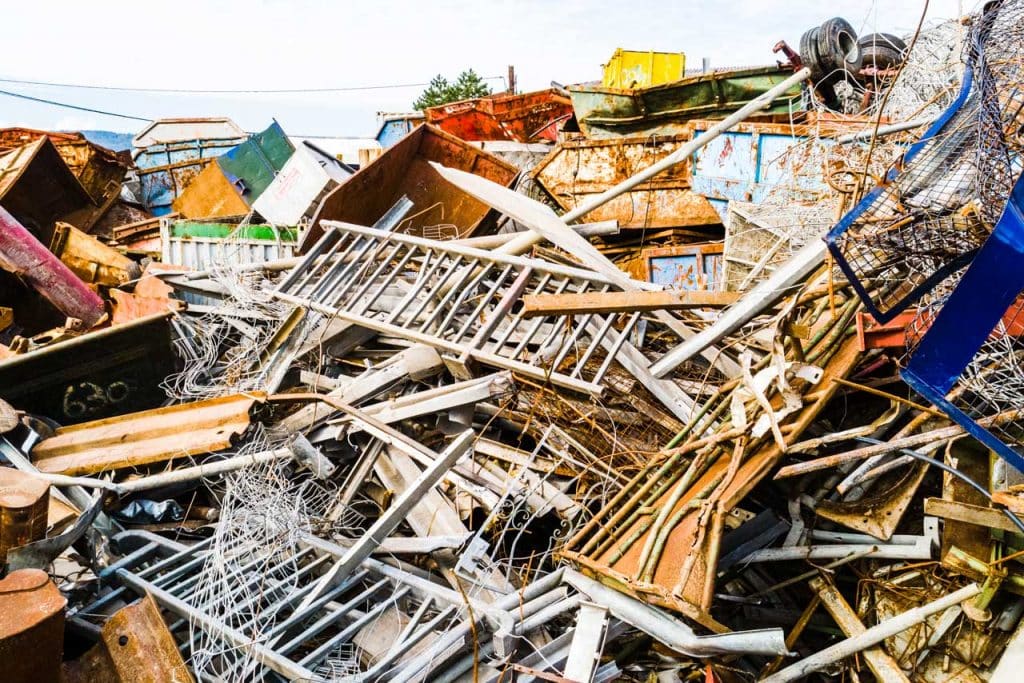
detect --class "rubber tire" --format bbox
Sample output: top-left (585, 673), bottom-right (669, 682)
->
top-left (817, 17), bottom-right (862, 76)
top-left (800, 26), bottom-right (827, 81)
top-left (858, 32), bottom-right (907, 71)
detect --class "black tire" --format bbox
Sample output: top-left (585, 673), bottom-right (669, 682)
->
top-left (817, 17), bottom-right (862, 76)
top-left (800, 26), bottom-right (827, 81)
top-left (858, 32), bottom-right (907, 71)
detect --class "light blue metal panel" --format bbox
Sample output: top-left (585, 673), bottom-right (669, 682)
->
top-left (376, 120), bottom-right (415, 149)
top-left (136, 139), bottom-right (246, 215)
top-left (703, 253), bottom-right (723, 290)
top-left (691, 131), bottom-right (757, 204)
top-left (650, 254), bottom-right (700, 290)
top-left (691, 128), bottom-right (833, 212)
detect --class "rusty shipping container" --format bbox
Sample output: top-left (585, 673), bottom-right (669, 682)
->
top-left (304, 124), bottom-right (519, 251)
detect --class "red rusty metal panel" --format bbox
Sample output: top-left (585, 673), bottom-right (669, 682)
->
top-left (424, 88), bottom-right (573, 143)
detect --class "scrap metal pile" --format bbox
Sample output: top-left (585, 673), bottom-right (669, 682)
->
top-left (3, 3), bottom-right (1024, 682)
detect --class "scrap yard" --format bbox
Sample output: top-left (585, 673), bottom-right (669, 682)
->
top-left (3, 2), bottom-right (1024, 681)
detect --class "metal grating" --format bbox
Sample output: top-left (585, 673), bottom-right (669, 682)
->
top-left (272, 221), bottom-right (644, 397)
top-left (825, 0), bottom-right (1024, 323)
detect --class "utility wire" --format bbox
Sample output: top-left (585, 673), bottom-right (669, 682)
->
top-left (0, 88), bottom-right (152, 122)
top-left (0, 86), bottom-right (405, 140)
top-left (0, 75), bottom-right (506, 95)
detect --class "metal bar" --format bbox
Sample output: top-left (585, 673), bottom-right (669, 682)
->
top-left (298, 431), bottom-right (475, 610)
top-left (561, 601), bottom-right (610, 683)
top-left (452, 263), bottom-right (517, 343)
top-left (318, 221), bottom-right (621, 285)
top-left (399, 253), bottom-right (467, 327)
top-left (297, 587), bottom-right (413, 666)
top-left (353, 244), bottom-right (418, 316)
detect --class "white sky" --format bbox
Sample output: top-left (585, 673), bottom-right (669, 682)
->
top-left (0, 0), bottom-right (971, 138)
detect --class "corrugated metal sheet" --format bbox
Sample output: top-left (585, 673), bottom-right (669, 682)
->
top-left (160, 218), bottom-right (297, 305)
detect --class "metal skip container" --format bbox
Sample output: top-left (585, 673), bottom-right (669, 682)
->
top-left (530, 133), bottom-right (720, 230)
top-left (303, 124), bottom-right (519, 251)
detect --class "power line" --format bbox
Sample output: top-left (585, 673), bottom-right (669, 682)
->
top-left (0, 87), bottom-right (400, 139)
top-left (0, 75), bottom-right (507, 95)
top-left (0, 88), bottom-right (152, 122)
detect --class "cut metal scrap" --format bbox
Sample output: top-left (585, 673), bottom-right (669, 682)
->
top-left (560, 313), bottom-right (863, 626)
top-left (810, 575), bottom-right (910, 683)
top-left (563, 568), bottom-right (788, 656)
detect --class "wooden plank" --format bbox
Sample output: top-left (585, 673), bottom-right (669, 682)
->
top-left (924, 496), bottom-right (1020, 534)
top-left (521, 289), bottom-right (740, 317)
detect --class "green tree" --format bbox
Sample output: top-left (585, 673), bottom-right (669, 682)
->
top-left (413, 69), bottom-right (492, 110)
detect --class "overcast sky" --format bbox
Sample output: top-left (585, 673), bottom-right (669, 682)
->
top-left (0, 0), bottom-right (970, 138)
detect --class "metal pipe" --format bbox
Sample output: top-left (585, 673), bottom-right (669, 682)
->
top-left (835, 117), bottom-right (934, 143)
top-left (563, 568), bottom-right (788, 657)
top-left (762, 583), bottom-right (981, 683)
top-left (298, 431), bottom-right (474, 609)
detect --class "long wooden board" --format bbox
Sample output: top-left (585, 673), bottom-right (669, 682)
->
top-left (521, 290), bottom-right (741, 317)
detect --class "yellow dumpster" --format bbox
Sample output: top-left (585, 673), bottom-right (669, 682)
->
top-left (601, 48), bottom-right (686, 89)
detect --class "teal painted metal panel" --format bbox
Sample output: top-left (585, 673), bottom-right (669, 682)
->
top-left (215, 122), bottom-right (295, 205)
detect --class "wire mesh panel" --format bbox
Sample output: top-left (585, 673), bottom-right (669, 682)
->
top-left (826, 0), bottom-right (1024, 323)
top-left (73, 531), bottom-right (489, 682)
top-left (272, 221), bottom-right (644, 396)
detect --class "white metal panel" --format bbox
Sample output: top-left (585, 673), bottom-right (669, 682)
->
top-left (253, 147), bottom-right (336, 226)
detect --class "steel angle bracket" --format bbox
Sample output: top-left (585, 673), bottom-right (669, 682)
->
top-left (902, 171), bottom-right (1024, 473)
top-left (824, 64), bottom-right (977, 323)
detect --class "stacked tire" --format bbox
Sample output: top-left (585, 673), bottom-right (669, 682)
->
top-left (798, 18), bottom-right (907, 109)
